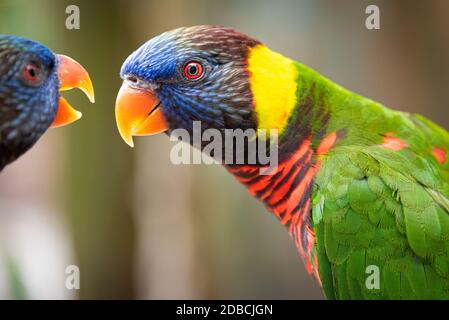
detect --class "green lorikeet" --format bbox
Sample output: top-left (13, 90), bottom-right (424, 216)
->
top-left (0, 35), bottom-right (94, 171)
top-left (115, 25), bottom-right (449, 299)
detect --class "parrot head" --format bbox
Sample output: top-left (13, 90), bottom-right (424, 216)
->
top-left (0, 35), bottom-right (94, 169)
top-left (115, 25), bottom-right (267, 148)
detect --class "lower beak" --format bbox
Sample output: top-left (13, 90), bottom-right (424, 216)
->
top-left (51, 54), bottom-right (95, 128)
top-left (115, 82), bottom-right (168, 147)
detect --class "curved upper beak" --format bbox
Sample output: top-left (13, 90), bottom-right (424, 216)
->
top-left (51, 54), bottom-right (95, 128)
top-left (115, 82), bottom-right (168, 147)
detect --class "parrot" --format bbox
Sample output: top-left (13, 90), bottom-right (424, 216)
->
top-left (0, 35), bottom-right (94, 171)
top-left (114, 25), bottom-right (449, 299)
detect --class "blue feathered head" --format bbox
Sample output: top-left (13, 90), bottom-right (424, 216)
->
top-left (116, 25), bottom-right (261, 147)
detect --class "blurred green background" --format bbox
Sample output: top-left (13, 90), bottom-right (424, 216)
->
top-left (0, 0), bottom-right (448, 299)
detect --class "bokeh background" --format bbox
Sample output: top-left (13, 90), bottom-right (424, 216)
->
top-left (0, 0), bottom-right (448, 299)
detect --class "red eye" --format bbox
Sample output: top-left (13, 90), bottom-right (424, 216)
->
top-left (183, 61), bottom-right (203, 80)
top-left (22, 63), bottom-right (41, 85)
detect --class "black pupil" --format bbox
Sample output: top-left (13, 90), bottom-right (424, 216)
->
top-left (28, 66), bottom-right (36, 78)
top-left (188, 64), bottom-right (198, 75)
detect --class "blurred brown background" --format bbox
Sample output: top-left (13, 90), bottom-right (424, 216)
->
top-left (0, 0), bottom-right (447, 299)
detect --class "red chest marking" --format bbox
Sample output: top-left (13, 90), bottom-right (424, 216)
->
top-left (231, 138), bottom-right (314, 224)
top-left (432, 147), bottom-right (446, 165)
top-left (228, 132), bottom-right (337, 281)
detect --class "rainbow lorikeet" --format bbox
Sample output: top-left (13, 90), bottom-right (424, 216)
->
top-left (0, 35), bottom-right (94, 171)
top-left (115, 26), bottom-right (449, 299)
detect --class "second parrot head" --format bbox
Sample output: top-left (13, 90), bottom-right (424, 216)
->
top-left (0, 35), bottom-right (94, 164)
top-left (115, 25), bottom-right (272, 147)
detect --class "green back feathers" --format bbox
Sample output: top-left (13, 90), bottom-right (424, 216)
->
top-left (313, 139), bottom-right (449, 299)
top-left (286, 56), bottom-right (449, 299)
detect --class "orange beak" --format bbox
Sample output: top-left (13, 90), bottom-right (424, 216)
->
top-left (115, 82), bottom-right (168, 147)
top-left (51, 54), bottom-right (95, 128)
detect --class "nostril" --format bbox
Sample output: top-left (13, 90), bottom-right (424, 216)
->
top-left (127, 75), bottom-right (138, 84)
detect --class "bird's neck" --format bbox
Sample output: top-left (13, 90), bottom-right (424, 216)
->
top-left (227, 49), bottom-right (363, 278)
top-left (0, 87), bottom-right (56, 170)
top-left (234, 45), bottom-right (356, 199)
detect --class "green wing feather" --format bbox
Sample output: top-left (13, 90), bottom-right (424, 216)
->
top-left (313, 131), bottom-right (449, 299)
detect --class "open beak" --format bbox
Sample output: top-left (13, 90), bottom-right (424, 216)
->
top-left (115, 82), bottom-right (168, 147)
top-left (51, 54), bottom-right (95, 128)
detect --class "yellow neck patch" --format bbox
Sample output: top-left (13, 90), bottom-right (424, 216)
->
top-left (247, 44), bottom-right (298, 134)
